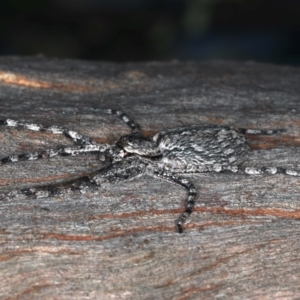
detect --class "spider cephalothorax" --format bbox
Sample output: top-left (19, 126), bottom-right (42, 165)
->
top-left (116, 134), bottom-right (162, 158)
top-left (1, 109), bottom-right (298, 233)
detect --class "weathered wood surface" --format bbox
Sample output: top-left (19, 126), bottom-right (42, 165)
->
top-left (0, 57), bottom-right (300, 299)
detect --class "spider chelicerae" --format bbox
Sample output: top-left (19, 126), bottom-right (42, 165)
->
top-left (1, 109), bottom-right (299, 233)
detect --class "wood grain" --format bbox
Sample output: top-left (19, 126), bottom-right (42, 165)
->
top-left (0, 57), bottom-right (300, 299)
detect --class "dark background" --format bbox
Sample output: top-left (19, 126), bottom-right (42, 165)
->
top-left (0, 0), bottom-right (299, 65)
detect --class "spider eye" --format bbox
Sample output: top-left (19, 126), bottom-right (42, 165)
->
top-left (117, 135), bottom-right (135, 149)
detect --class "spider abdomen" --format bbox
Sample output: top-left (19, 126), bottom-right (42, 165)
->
top-left (153, 125), bottom-right (250, 172)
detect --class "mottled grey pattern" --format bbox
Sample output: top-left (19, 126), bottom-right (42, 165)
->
top-left (1, 109), bottom-right (299, 233)
top-left (154, 125), bottom-right (249, 173)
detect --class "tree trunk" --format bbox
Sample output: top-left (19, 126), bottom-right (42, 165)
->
top-left (1, 57), bottom-right (300, 299)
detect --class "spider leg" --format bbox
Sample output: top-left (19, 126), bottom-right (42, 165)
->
top-left (90, 156), bottom-right (147, 185)
top-left (1, 144), bottom-right (120, 164)
top-left (150, 164), bottom-right (300, 233)
top-left (1, 156), bottom-right (147, 201)
top-left (237, 128), bottom-right (285, 135)
top-left (91, 108), bottom-right (141, 134)
top-left (150, 170), bottom-right (196, 233)
top-left (227, 165), bottom-right (300, 177)
top-left (0, 119), bottom-right (93, 145)
top-left (2, 175), bottom-right (97, 201)
top-left (79, 151), bottom-right (198, 233)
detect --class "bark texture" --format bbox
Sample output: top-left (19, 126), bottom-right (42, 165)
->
top-left (0, 57), bottom-right (300, 299)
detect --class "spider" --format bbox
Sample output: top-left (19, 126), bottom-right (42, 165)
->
top-left (1, 109), bottom-right (299, 233)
